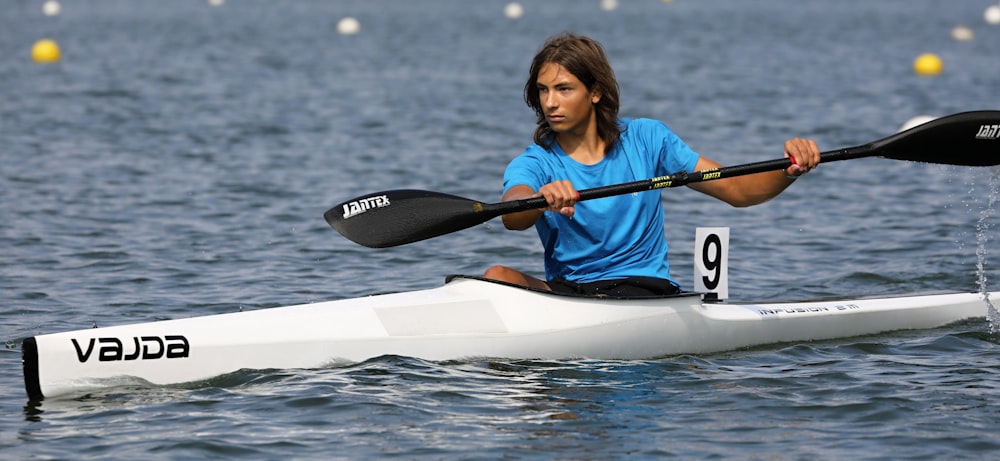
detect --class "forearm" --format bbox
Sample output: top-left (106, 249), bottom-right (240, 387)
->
top-left (502, 208), bottom-right (544, 230)
top-left (500, 185), bottom-right (544, 230)
top-left (688, 141), bottom-right (816, 207)
top-left (704, 171), bottom-right (798, 207)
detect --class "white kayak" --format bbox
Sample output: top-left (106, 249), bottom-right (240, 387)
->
top-left (22, 275), bottom-right (992, 400)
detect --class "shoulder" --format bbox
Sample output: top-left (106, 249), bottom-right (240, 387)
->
top-left (509, 144), bottom-right (554, 168)
top-left (620, 117), bottom-right (676, 135)
top-left (617, 117), bottom-right (683, 149)
top-left (617, 118), bottom-right (699, 172)
top-left (504, 144), bottom-right (560, 191)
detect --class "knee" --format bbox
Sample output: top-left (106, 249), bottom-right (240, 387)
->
top-left (483, 265), bottom-right (550, 291)
top-left (483, 265), bottom-right (513, 281)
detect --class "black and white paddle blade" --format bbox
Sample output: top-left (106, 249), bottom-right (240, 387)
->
top-left (324, 189), bottom-right (499, 248)
top-left (875, 110), bottom-right (1000, 166)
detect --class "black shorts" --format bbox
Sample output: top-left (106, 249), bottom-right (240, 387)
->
top-left (548, 276), bottom-right (681, 298)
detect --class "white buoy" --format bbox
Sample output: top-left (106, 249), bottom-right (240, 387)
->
top-left (986, 5), bottom-right (1000, 25)
top-left (504, 3), bottom-right (524, 20)
top-left (208, 0), bottom-right (225, 6)
top-left (600, 0), bottom-right (619, 11)
top-left (951, 25), bottom-right (974, 41)
top-left (899, 115), bottom-right (936, 133)
top-left (337, 17), bottom-right (361, 36)
top-left (42, 0), bottom-right (61, 16)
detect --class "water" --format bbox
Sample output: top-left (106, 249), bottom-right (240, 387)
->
top-left (2, 0), bottom-right (999, 458)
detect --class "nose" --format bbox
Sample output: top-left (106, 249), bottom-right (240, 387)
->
top-left (542, 90), bottom-right (558, 109)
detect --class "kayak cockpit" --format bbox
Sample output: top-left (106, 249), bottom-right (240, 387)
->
top-left (443, 274), bottom-right (705, 301)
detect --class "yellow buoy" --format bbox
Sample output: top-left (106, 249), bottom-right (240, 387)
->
top-left (32, 39), bottom-right (61, 63)
top-left (913, 53), bottom-right (942, 76)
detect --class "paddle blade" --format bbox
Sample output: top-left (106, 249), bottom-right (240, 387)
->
top-left (324, 190), bottom-right (498, 248)
top-left (875, 110), bottom-right (1000, 166)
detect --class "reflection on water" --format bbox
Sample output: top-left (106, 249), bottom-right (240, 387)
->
top-left (975, 168), bottom-right (1000, 332)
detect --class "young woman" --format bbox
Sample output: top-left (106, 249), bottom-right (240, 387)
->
top-left (483, 33), bottom-right (820, 297)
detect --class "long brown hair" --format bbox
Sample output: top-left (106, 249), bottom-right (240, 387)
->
top-left (524, 33), bottom-right (621, 153)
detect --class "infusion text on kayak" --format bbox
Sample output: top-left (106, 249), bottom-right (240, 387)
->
top-left (71, 335), bottom-right (190, 362)
top-left (755, 304), bottom-right (861, 316)
top-left (342, 195), bottom-right (391, 219)
top-left (976, 124), bottom-right (999, 140)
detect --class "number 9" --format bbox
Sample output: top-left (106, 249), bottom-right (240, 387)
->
top-left (701, 233), bottom-right (721, 290)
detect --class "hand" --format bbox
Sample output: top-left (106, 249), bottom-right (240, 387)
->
top-left (538, 179), bottom-right (578, 218)
top-left (784, 137), bottom-right (820, 177)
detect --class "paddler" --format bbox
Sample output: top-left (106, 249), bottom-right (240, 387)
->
top-left (483, 33), bottom-right (820, 297)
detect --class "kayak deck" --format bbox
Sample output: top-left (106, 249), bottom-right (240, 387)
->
top-left (22, 276), bottom-right (991, 400)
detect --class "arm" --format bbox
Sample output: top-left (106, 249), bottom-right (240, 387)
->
top-left (688, 137), bottom-right (820, 207)
top-left (501, 181), bottom-right (580, 230)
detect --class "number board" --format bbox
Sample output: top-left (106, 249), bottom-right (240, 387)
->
top-left (694, 227), bottom-right (729, 300)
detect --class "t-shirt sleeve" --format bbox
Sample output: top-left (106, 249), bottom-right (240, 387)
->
top-left (503, 146), bottom-right (549, 195)
top-left (633, 119), bottom-right (700, 176)
top-left (663, 127), bottom-right (700, 175)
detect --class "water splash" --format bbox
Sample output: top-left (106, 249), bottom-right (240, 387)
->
top-left (974, 168), bottom-right (1000, 333)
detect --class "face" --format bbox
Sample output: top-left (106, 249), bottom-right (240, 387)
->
top-left (536, 63), bottom-right (601, 137)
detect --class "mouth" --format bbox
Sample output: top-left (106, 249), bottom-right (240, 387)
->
top-left (547, 114), bottom-right (565, 123)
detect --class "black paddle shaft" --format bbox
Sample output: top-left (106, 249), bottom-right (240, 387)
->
top-left (327, 110), bottom-right (1000, 248)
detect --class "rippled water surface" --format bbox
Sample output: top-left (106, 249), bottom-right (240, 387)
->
top-left (3, 0), bottom-right (1000, 459)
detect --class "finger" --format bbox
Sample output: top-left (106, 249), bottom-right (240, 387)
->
top-left (539, 187), bottom-right (561, 211)
top-left (541, 181), bottom-right (577, 211)
top-left (552, 180), bottom-right (578, 208)
top-left (557, 179), bottom-right (578, 198)
top-left (783, 140), bottom-right (802, 173)
top-left (785, 138), bottom-right (819, 171)
top-left (792, 138), bottom-right (817, 165)
top-left (805, 138), bottom-right (821, 168)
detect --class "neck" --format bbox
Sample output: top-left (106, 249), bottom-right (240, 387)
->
top-left (556, 120), bottom-right (604, 165)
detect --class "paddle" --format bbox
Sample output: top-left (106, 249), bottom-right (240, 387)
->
top-left (326, 110), bottom-right (1000, 248)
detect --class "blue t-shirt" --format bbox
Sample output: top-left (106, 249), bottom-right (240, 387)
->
top-left (503, 118), bottom-right (700, 284)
